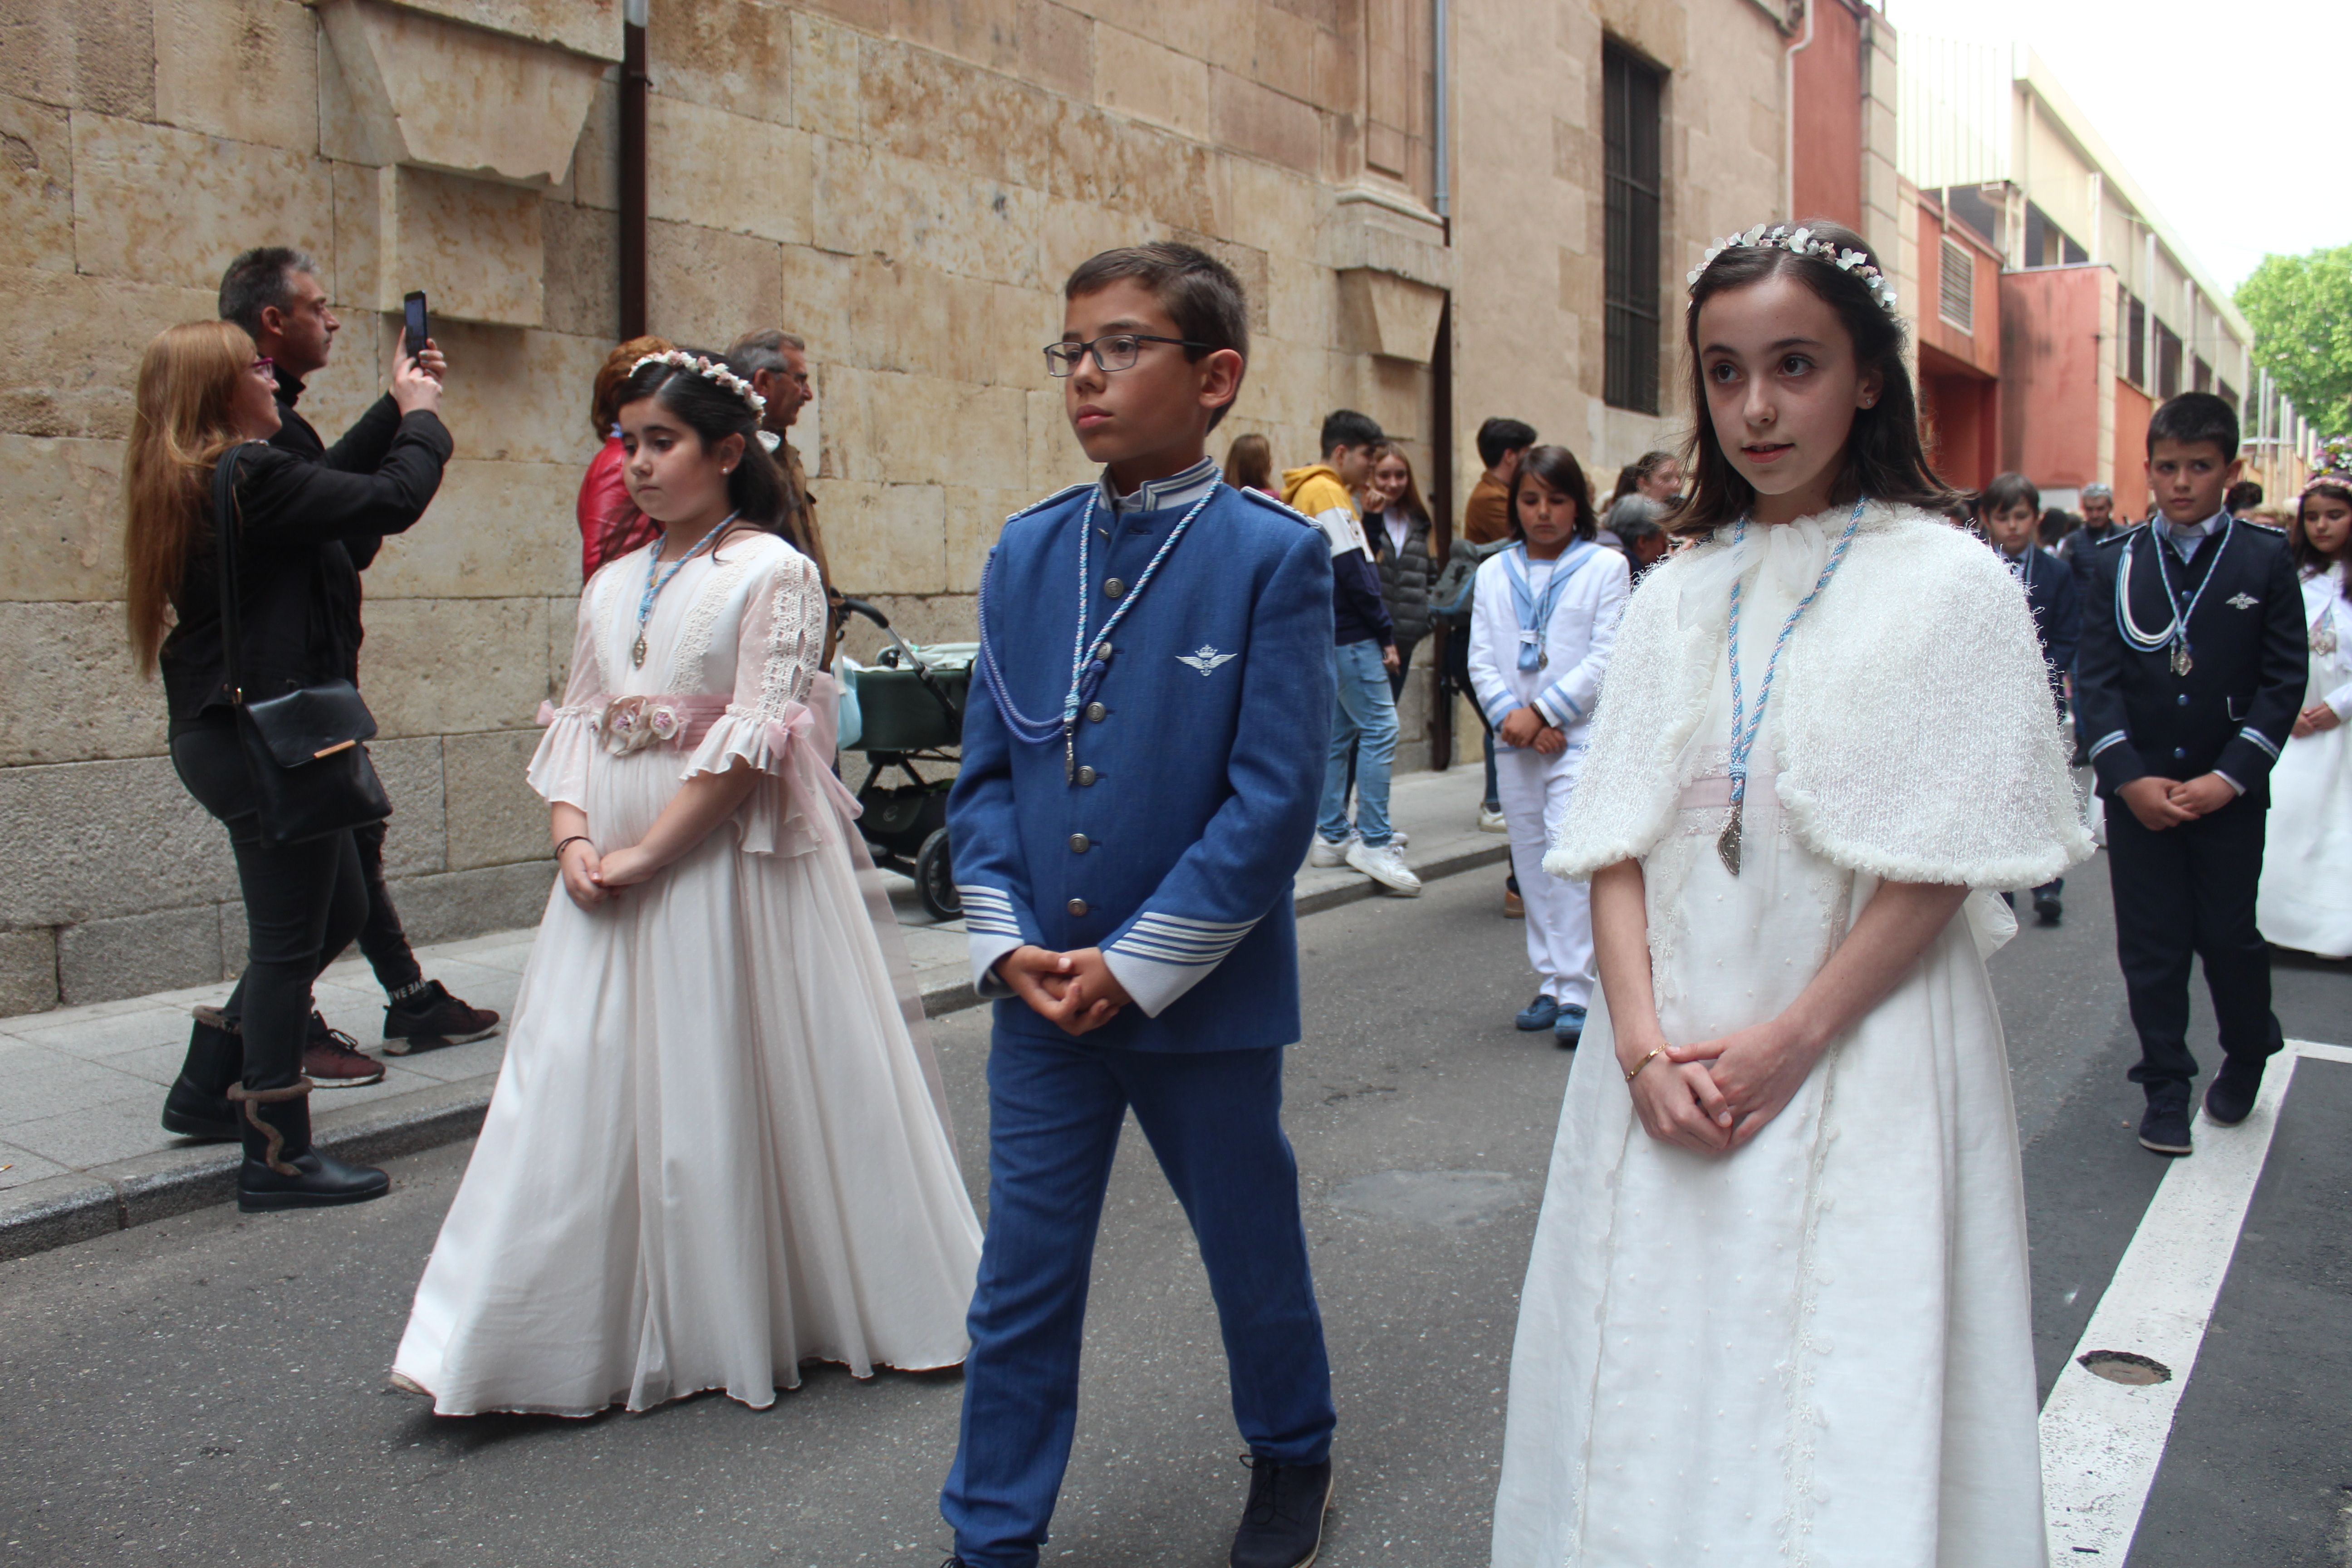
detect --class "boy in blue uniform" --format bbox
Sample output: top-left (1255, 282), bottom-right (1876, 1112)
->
top-left (2074, 393), bottom-right (2307, 1157)
top-left (940, 244), bottom-right (1338, 1568)
top-left (1977, 471), bottom-right (2080, 923)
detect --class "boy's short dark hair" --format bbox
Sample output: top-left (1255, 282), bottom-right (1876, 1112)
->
top-left (2225, 479), bottom-right (2264, 511)
top-left (1064, 243), bottom-right (1248, 430)
top-left (1320, 409), bottom-right (1385, 456)
top-left (2147, 391), bottom-right (2239, 462)
top-left (218, 245), bottom-right (318, 337)
top-left (1476, 417), bottom-right (1537, 469)
top-left (1976, 471), bottom-right (2040, 517)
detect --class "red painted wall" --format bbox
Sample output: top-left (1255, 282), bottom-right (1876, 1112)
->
top-left (1920, 353), bottom-right (1998, 492)
top-left (1916, 201), bottom-right (2001, 379)
top-left (2114, 379), bottom-right (2153, 520)
top-left (1998, 265), bottom-right (2110, 489)
top-left (1791, 0), bottom-right (1863, 230)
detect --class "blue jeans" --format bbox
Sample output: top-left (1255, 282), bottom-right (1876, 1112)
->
top-left (941, 1032), bottom-right (1336, 1568)
top-left (1318, 639), bottom-right (1397, 847)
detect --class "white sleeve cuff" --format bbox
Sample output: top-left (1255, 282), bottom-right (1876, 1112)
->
top-left (1102, 946), bottom-right (1211, 1019)
top-left (967, 931), bottom-right (1023, 998)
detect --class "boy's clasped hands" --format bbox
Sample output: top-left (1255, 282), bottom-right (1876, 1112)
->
top-left (1498, 704), bottom-right (1567, 756)
top-left (2116, 772), bottom-right (2239, 831)
top-left (997, 945), bottom-right (1134, 1036)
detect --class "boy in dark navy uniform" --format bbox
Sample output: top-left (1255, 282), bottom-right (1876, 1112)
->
top-left (1977, 471), bottom-right (2080, 923)
top-left (939, 245), bottom-right (1338, 1568)
top-left (2074, 392), bottom-right (2307, 1156)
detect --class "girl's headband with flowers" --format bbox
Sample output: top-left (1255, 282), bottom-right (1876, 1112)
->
top-left (1688, 224), bottom-right (1900, 315)
top-left (629, 350), bottom-right (767, 418)
top-left (2303, 436), bottom-right (2352, 496)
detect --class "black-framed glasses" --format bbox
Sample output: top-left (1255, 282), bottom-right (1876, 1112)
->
top-left (1043, 333), bottom-right (1210, 377)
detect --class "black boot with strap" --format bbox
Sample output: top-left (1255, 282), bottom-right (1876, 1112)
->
top-left (230, 1078), bottom-right (391, 1213)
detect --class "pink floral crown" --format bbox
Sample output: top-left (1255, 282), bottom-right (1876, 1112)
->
top-left (631, 350), bottom-right (766, 418)
top-left (1689, 224), bottom-right (1899, 315)
top-left (2304, 436), bottom-right (2352, 496)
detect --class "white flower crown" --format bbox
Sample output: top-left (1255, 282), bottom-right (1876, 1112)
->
top-left (631, 349), bottom-right (768, 417)
top-left (1688, 224), bottom-right (1899, 315)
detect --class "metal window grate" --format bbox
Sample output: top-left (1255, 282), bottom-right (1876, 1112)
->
top-left (1938, 237), bottom-right (1973, 331)
top-left (1603, 44), bottom-right (1663, 414)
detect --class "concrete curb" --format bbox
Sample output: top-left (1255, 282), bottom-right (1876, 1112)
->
top-left (0, 839), bottom-right (1508, 1263)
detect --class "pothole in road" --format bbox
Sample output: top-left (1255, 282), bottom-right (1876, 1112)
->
top-left (1328, 1170), bottom-right (1529, 1229)
top-left (2078, 1350), bottom-right (2172, 1386)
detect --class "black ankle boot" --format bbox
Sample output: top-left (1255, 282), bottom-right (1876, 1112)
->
top-left (161, 1007), bottom-right (242, 1141)
top-left (230, 1078), bottom-right (391, 1213)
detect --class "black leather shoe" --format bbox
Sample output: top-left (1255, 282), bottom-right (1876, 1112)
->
top-left (2137, 1097), bottom-right (2193, 1156)
top-left (231, 1079), bottom-right (390, 1213)
top-left (160, 1008), bottom-right (242, 1141)
top-left (1230, 1455), bottom-right (1332, 1568)
top-left (2032, 892), bottom-right (2063, 926)
top-left (381, 979), bottom-right (501, 1055)
top-left (2204, 1058), bottom-right (2264, 1127)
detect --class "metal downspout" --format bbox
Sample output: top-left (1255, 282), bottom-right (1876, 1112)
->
top-left (1781, 0), bottom-right (1815, 222)
top-left (620, 0), bottom-right (649, 338)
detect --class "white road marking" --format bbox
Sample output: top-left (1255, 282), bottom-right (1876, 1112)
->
top-left (2040, 1038), bottom-right (2347, 1559)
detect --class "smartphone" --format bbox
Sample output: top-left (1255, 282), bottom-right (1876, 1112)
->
top-left (402, 291), bottom-right (429, 362)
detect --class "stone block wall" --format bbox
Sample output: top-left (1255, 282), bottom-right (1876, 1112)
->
top-left (0, 0), bottom-right (1457, 1014)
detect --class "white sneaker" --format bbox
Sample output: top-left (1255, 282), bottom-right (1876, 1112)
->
top-left (1347, 838), bottom-right (1423, 896)
top-left (1308, 834), bottom-right (1354, 868)
top-left (1477, 806), bottom-right (1507, 833)
top-left (1389, 828), bottom-right (1410, 849)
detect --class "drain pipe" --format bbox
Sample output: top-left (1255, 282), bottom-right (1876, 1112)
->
top-left (1432, 0), bottom-right (1450, 235)
top-left (619, 0), bottom-right (649, 338)
top-left (1780, 0), bottom-right (1814, 223)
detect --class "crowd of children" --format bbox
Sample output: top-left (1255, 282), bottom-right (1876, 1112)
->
top-left (132, 209), bottom-right (2350, 1568)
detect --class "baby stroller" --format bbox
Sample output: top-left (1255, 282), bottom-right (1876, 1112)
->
top-left (834, 598), bottom-right (970, 921)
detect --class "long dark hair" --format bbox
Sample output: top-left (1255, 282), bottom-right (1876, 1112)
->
top-left (2296, 476), bottom-right (2352, 578)
top-left (614, 356), bottom-right (791, 545)
top-left (1509, 444), bottom-right (1599, 544)
top-left (1671, 220), bottom-right (1954, 537)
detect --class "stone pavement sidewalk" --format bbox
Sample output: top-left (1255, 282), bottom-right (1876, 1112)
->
top-left (0, 766), bottom-right (1510, 1259)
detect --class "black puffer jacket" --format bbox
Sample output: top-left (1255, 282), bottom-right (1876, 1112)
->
top-left (1365, 507), bottom-right (1437, 647)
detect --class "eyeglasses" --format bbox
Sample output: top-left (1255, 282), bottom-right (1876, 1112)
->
top-left (250, 356), bottom-right (274, 375)
top-left (1043, 333), bottom-right (1210, 377)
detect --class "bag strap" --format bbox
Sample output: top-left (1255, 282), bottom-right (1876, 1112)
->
top-left (211, 445), bottom-right (247, 705)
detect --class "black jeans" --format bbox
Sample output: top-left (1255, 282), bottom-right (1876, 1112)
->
top-left (351, 820), bottom-right (423, 995)
top-left (2104, 790), bottom-right (2284, 1100)
top-left (171, 721), bottom-right (369, 1092)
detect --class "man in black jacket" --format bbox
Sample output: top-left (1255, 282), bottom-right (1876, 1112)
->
top-left (2074, 393), bottom-right (2306, 1158)
top-left (216, 247), bottom-right (500, 1075)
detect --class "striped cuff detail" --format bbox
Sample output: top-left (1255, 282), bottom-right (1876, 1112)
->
top-left (1110, 912), bottom-right (1258, 969)
top-left (959, 885), bottom-right (1023, 939)
top-left (2238, 726), bottom-right (2280, 760)
top-left (1481, 692), bottom-right (1518, 730)
top-left (1532, 686), bottom-right (1583, 729)
top-left (2087, 730), bottom-right (2128, 760)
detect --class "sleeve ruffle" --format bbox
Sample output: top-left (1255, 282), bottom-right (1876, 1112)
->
top-left (681, 700), bottom-right (862, 858)
top-left (526, 700), bottom-right (599, 810)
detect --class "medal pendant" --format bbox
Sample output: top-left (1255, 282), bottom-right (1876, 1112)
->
top-left (1063, 728), bottom-right (1075, 784)
top-left (1716, 800), bottom-right (1744, 877)
top-left (631, 634), bottom-right (648, 668)
top-left (2170, 642), bottom-right (2192, 677)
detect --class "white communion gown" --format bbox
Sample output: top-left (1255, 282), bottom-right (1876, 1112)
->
top-left (2254, 564), bottom-right (2352, 958)
top-left (1494, 511), bottom-right (2063, 1568)
top-left (393, 531), bottom-right (981, 1416)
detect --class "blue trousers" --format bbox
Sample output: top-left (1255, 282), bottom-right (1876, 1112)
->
top-left (1317, 637), bottom-right (1398, 847)
top-left (940, 1030), bottom-right (1336, 1568)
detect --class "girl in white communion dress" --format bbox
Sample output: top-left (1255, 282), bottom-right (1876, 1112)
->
top-left (2254, 460), bottom-right (2352, 958)
top-left (1490, 222), bottom-right (2088, 1568)
top-left (392, 353), bottom-right (980, 1417)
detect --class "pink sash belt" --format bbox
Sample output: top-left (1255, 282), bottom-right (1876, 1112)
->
top-left (537, 693), bottom-right (732, 754)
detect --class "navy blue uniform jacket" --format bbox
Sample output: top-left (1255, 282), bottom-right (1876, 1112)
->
top-left (2075, 521), bottom-right (2306, 805)
top-left (950, 482), bottom-right (1336, 1052)
top-left (2000, 544), bottom-right (2079, 701)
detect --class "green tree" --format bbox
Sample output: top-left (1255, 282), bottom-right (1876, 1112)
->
top-left (2235, 244), bottom-right (2352, 439)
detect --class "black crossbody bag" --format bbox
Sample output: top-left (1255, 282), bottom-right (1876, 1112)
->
top-left (212, 445), bottom-right (392, 846)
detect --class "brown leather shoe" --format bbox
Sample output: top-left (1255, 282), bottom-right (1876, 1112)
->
top-left (303, 1014), bottom-right (385, 1087)
top-left (1503, 888), bottom-right (1525, 919)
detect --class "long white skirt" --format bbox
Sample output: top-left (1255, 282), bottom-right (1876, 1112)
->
top-left (392, 743), bottom-right (982, 1416)
top-left (1492, 783), bottom-right (2046, 1567)
top-left (2256, 713), bottom-right (2352, 959)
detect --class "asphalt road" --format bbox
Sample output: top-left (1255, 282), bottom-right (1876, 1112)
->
top-left (3, 849), bottom-right (2346, 1567)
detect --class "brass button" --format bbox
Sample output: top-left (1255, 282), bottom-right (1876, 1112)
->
top-left (1086, 701), bottom-right (1107, 722)
top-left (1075, 765), bottom-right (1098, 786)
top-left (1105, 577), bottom-right (1127, 598)
top-left (1069, 833), bottom-right (1090, 853)
top-left (1066, 897), bottom-right (1089, 916)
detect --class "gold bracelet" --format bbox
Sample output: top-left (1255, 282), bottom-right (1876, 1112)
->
top-left (1624, 1047), bottom-right (1664, 1084)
